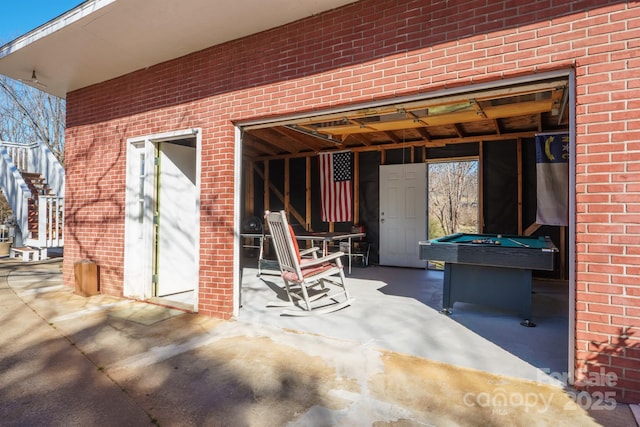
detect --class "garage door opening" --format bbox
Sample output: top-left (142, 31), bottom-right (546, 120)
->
top-left (235, 70), bottom-right (574, 384)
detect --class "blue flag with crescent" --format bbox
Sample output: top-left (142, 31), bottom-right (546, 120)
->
top-left (535, 133), bottom-right (569, 226)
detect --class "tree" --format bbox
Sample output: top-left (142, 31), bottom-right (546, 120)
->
top-left (428, 161), bottom-right (478, 237)
top-left (0, 76), bottom-right (65, 164)
top-left (0, 77), bottom-right (65, 222)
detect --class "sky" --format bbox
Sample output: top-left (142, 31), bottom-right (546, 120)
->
top-left (0, 1), bottom-right (83, 44)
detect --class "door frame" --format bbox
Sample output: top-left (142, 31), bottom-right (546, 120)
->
top-left (426, 156), bottom-right (480, 240)
top-left (123, 128), bottom-right (202, 310)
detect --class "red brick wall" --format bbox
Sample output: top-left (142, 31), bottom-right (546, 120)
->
top-left (64, 0), bottom-right (640, 400)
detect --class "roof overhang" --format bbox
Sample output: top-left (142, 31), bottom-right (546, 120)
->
top-left (0, 0), bottom-right (358, 99)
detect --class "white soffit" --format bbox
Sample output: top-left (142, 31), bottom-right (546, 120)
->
top-left (0, 0), bottom-right (358, 98)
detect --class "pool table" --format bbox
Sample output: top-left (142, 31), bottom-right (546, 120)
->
top-left (418, 233), bottom-right (558, 326)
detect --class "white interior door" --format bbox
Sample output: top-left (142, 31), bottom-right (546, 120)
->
top-left (155, 141), bottom-right (197, 296)
top-left (379, 163), bottom-right (427, 268)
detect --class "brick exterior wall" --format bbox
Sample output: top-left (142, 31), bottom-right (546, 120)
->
top-left (64, 0), bottom-right (640, 401)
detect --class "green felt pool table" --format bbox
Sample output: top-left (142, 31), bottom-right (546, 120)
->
top-left (419, 233), bottom-right (558, 326)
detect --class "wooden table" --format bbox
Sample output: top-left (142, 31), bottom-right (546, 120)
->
top-left (242, 231), bottom-right (365, 275)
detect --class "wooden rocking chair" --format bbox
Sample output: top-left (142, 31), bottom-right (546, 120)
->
top-left (265, 210), bottom-right (353, 315)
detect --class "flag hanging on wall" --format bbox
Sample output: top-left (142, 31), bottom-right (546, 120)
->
top-left (319, 151), bottom-right (353, 222)
top-left (535, 133), bottom-right (569, 226)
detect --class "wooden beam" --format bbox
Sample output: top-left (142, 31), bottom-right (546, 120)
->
top-left (273, 126), bottom-right (326, 152)
top-left (354, 152), bottom-right (360, 225)
top-left (478, 141), bottom-right (484, 233)
top-left (242, 79), bottom-right (566, 132)
top-left (306, 157), bottom-right (312, 231)
top-left (284, 158), bottom-right (290, 213)
top-left (405, 110), bottom-right (430, 129)
top-left (421, 132), bottom-right (538, 147)
top-left (517, 138), bottom-right (523, 234)
top-left (550, 87), bottom-right (565, 116)
top-left (244, 159), bottom-right (254, 217)
top-left (493, 119), bottom-right (502, 135)
top-left (244, 133), bottom-right (282, 156)
top-left (345, 133), bottom-right (373, 147)
top-left (252, 131), bottom-right (540, 161)
top-left (560, 226), bottom-right (566, 280)
top-left (251, 128), bottom-right (300, 154)
top-left (537, 112), bottom-right (543, 133)
top-left (470, 98), bottom-right (487, 118)
top-left (384, 131), bottom-right (402, 144)
top-left (310, 99), bottom-right (552, 138)
top-left (453, 123), bottom-right (465, 138)
top-left (524, 222), bottom-right (542, 236)
top-left (415, 127), bottom-right (432, 141)
top-left (241, 144), bottom-right (263, 159)
top-left (254, 161), bottom-right (306, 227)
top-left (263, 160), bottom-right (269, 213)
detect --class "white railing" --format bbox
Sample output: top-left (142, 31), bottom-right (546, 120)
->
top-left (0, 146), bottom-right (31, 246)
top-left (1, 141), bottom-right (37, 171)
top-left (0, 140), bottom-right (65, 248)
top-left (27, 195), bottom-right (64, 247)
top-left (0, 140), bottom-right (64, 196)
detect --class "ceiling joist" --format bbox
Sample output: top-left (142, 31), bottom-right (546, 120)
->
top-left (241, 78), bottom-right (569, 160)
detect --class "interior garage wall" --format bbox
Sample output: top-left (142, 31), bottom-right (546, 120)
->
top-left (251, 140), bottom-right (562, 268)
top-left (356, 151), bottom-right (381, 263)
top-left (483, 140), bottom-right (519, 234)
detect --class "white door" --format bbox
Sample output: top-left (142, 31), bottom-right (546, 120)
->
top-left (155, 141), bottom-right (197, 296)
top-left (379, 163), bottom-right (427, 268)
top-left (123, 141), bottom-right (154, 300)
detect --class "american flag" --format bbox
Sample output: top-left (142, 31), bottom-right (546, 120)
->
top-left (319, 151), bottom-right (353, 222)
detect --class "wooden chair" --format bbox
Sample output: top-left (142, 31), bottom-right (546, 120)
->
top-left (265, 210), bottom-right (353, 315)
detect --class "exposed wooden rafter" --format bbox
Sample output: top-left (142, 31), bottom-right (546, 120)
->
top-left (241, 80), bottom-right (568, 159)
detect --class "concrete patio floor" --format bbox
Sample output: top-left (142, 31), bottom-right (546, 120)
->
top-left (238, 258), bottom-right (569, 385)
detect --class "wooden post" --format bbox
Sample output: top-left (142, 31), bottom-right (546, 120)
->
top-left (560, 226), bottom-right (566, 280)
top-left (517, 138), bottom-right (523, 235)
top-left (478, 141), bottom-right (484, 233)
top-left (284, 158), bottom-right (290, 213)
top-left (353, 152), bottom-right (360, 225)
top-left (245, 159), bottom-right (254, 217)
top-left (263, 160), bottom-right (269, 213)
top-left (306, 156), bottom-right (311, 231)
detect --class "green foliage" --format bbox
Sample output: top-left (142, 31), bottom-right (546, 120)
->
top-left (428, 217), bottom-right (444, 239)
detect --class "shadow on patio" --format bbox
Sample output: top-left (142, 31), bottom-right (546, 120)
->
top-left (238, 257), bottom-right (569, 385)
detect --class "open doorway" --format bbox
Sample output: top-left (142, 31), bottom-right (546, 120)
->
top-left (236, 71), bottom-right (573, 382)
top-left (427, 158), bottom-right (479, 269)
top-left (123, 129), bottom-right (201, 311)
top-left (153, 139), bottom-right (198, 304)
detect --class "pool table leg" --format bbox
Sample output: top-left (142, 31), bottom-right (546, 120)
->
top-left (440, 262), bottom-right (536, 326)
top-left (440, 263), bottom-right (454, 315)
top-left (440, 262), bottom-right (455, 316)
